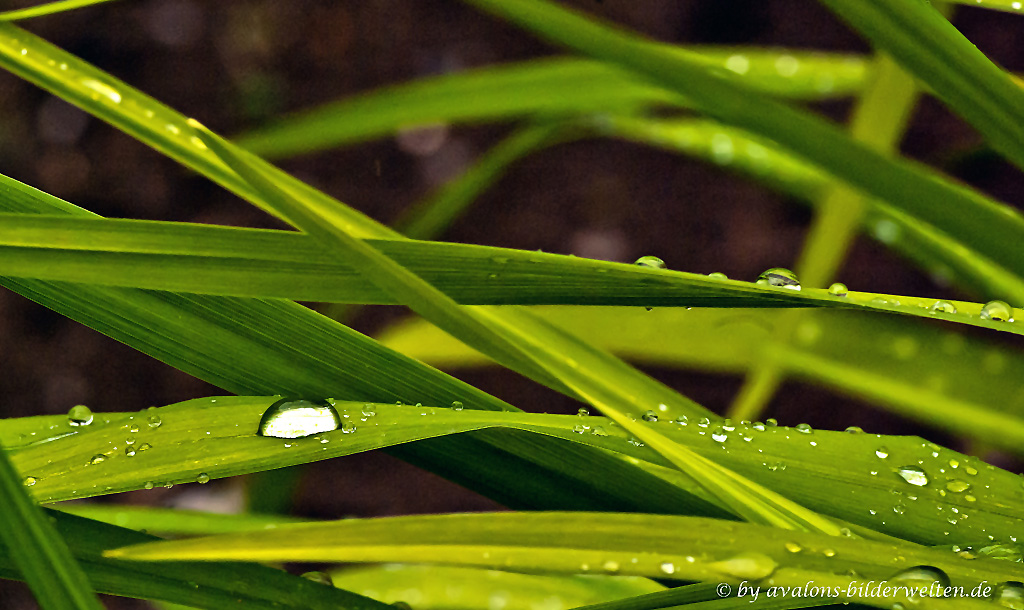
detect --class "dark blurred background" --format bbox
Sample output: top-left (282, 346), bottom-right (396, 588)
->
top-left (1, 0), bottom-right (1023, 607)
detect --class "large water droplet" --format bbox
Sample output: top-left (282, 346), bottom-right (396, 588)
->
top-left (68, 405), bottom-right (93, 427)
top-left (896, 466), bottom-right (929, 487)
top-left (981, 300), bottom-right (1013, 322)
top-left (710, 552), bottom-right (777, 580)
top-left (257, 398), bottom-right (341, 439)
top-left (634, 256), bottom-right (666, 269)
top-left (992, 582), bottom-right (1024, 610)
top-left (828, 282), bottom-right (848, 297)
top-left (196, 473), bottom-right (210, 484)
top-left (756, 267), bottom-right (801, 290)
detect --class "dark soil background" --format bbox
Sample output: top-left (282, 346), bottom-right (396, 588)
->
top-left (1, 1), bottom-right (1023, 607)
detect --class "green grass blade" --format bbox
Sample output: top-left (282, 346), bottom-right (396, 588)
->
top-left (0, 0), bottom-right (121, 21)
top-left (236, 52), bottom-right (869, 160)
top-left (0, 509), bottom-right (391, 610)
top-left (946, 0), bottom-right (1024, 12)
top-left (379, 306), bottom-right (1024, 453)
top-left (0, 445), bottom-right (103, 610)
top-left (7, 400), bottom-right (1022, 544)
top-left (53, 505), bottom-right (308, 536)
top-left (395, 122), bottom-right (565, 239)
top-left (104, 512), bottom-right (1022, 610)
top-left (330, 564), bottom-right (666, 610)
top-left (457, 0), bottom-right (1024, 280)
top-left (817, 0), bottom-right (1024, 171)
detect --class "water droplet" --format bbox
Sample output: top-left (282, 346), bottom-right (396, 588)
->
top-left (930, 300), bottom-right (957, 314)
top-left (128, 423), bottom-right (140, 434)
top-left (756, 267), bottom-right (801, 290)
top-left (822, 549), bottom-right (836, 558)
top-left (981, 300), bottom-right (1013, 322)
top-left (642, 410), bottom-right (658, 422)
top-left (710, 552), bottom-right (777, 580)
top-left (965, 466), bottom-right (978, 476)
top-left (752, 421), bottom-right (765, 431)
top-left (362, 403), bottom-right (377, 417)
top-left (889, 565), bottom-right (951, 590)
top-left (301, 571), bottom-right (334, 586)
top-left (451, 401), bottom-right (464, 411)
top-left (660, 561), bottom-right (676, 575)
top-left (775, 55), bottom-right (800, 77)
top-left (138, 443), bottom-right (151, 451)
top-left (89, 454), bottom-right (106, 465)
top-left (948, 459), bottom-right (959, 469)
top-left (896, 466), bottom-right (929, 487)
top-left (946, 480), bottom-right (970, 493)
top-left (992, 582), bottom-right (1024, 610)
top-left (876, 447), bottom-right (889, 459)
top-left (634, 256), bottom-right (666, 269)
top-left (845, 426), bottom-right (864, 434)
top-left (125, 437), bottom-right (136, 445)
top-left (196, 473), bottom-right (210, 484)
top-left (602, 559), bottom-right (620, 573)
top-left (711, 429), bottom-right (728, 443)
top-left (964, 494), bottom-right (977, 502)
top-left (697, 417), bottom-right (710, 428)
top-left (765, 418), bottom-right (778, 427)
top-left (68, 405), bottom-right (93, 426)
top-left (571, 423), bottom-right (587, 434)
top-left (147, 413), bottom-right (162, 429)
top-left (828, 282), bottom-right (848, 297)
top-left (725, 54), bottom-right (750, 74)
top-left (591, 426), bottom-right (607, 436)
top-left (23, 476), bottom-right (37, 487)
top-left (340, 421), bottom-right (356, 434)
top-left (708, 272), bottom-right (728, 280)
top-left (795, 423), bottom-right (813, 434)
top-left (125, 446), bottom-right (136, 457)
top-left (81, 78), bottom-right (122, 103)
top-left (143, 481), bottom-right (154, 490)
top-left (577, 407), bottom-right (589, 417)
top-left (785, 542), bottom-right (802, 553)
top-left (257, 398), bottom-right (341, 439)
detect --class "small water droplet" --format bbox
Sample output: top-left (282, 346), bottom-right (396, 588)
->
top-left (81, 78), bottom-right (122, 103)
top-left (795, 423), bottom-right (813, 434)
top-left (828, 282), bottom-right (848, 297)
top-left (23, 476), bottom-right (37, 487)
top-left (708, 272), bottom-right (728, 280)
top-left (889, 565), bottom-right (951, 590)
top-left (634, 256), bottom-right (666, 269)
top-left (948, 459), bottom-right (959, 468)
top-left (125, 446), bottom-right (136, 457)
top-left (341, 421), bottom-right (356, 434)
top-left (822, 549), bottom-right (836, 557)
top-left (196, 473), bottom-right (210, 484)
top-left (946, 480), bottom-right (970, 493)
top-left (147, 413), bottom-right (162, 429)
top-left (591, 426), bottom-right (607, 436)
top-left (710, 552), bottom-right (777, 580)
top-left (896, 466), bottom-right (929, 487)
top-left (660, 561), bottom-right (676, 575)
top-left (137, 443), bottom-right (151, 451)
top-left (876, 447), bottom-right (889, 459)
top-left (128, 424), bottom-right (140, 434)
top-left (301, 571), bottom-right (334, 586)
top-left (125, 437), bottom-right (136, 445)
top-left (711, 428), bottom-right (728, 443)
top-left (362, 403), bottom-right (377, 417)
top-left (965, 466), bottom-right (978, 476)
top-left (964, 494), bottom-right (977, 502)
top-left (785, 542), bottom-right (802, 553)
top-left (68, 405), bottom-right (93, 426)
top-left (602, 559), bottom-right (620, 573)
top-left (981, 300), bottom-right (1013, 322)
top-left (845, 426), bottom-right (864, 434)
top-left (697, 417), bottom-right (710, 428)
top-left (642, 410), bottom-right (658, 422)
top-left (143, 481), bottom-right (154, 490)
top-left (756, 267), bottom-right (801, 290)
top-left (930, 300), bottom-right (957, 314)
top-left (572, 423), bottom-right (587, 434)
top-left (765, 418), bottom-right (778, 427)
top-left (89, 454), bottom-right (106, 465)
top-left (577, 407), bottom-right (589, 417)
top-left (257, 398), bottom-right (341, 439)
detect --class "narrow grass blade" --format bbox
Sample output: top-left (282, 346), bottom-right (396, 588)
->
top-left (0, 509), bottom-right (391, 610)
top-left (817, 0), bottom-right (1024, 171)
top-left (457, 0), bottom-right (1024, 280)
top-left (104, 512), bottom-right (1022, 610)
top-left (236, 52), bottom-right (869, 159)
top-left (0, 445), bottom-right (103, 610)
top-left (330, 564), bottom-right (665, 610)
top-left (6, 399), bottom-right (1022, 544)
top-left (946, 0), bottom-right (1024, 12)
top-left (379, 306), bottom-right (1024, 453)
top-left (53, 505), bottom-right (308, 536)
top-left (0, 0), bottom-right (120, 21)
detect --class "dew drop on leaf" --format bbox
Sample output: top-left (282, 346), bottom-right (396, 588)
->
top-left (642, 410), bottom-right (658, 422)
top-left (828, 282), bottom-right (848, 297)
top-left (946, 480), bottom-right (970, 493)
top-left (257, 398), bottom-right (341, 439)
top-left (23, 476), bottom-right (37, 487)
top-left (301, 571), bottom-right (333, 586)
top-left (930, 300), bottom-right (957, 314)
top-left (875, 447), bottom-right (889, 459)
top-left (795, 423), bottom-right (813, 434)
top-left (68, 405), bottom-right (93, 427)
top-left (634, 256), bottom-right (666, 269)
top-left (980, 300), bottom-right (1013, 322)
top-left (340, 421), bottom-right (356, 434)
top-left (89, 454), bottom-right (106, 465)
top-left (708, 272), bottom-right (728, 280)
top-left (577, 407), bottom-right (589, 417)
top-left (895, 466), bottom-right (929, 487)
top-left (756, 267), bottom-right (801, 290)
top-left (710, 552), bottom-right (778, 580)
top-left (196, 473), bottom-right (210, 484)
top-left (889, 565), bottom-right (950, 589)
top-left (451, 401), bottom-right (464, 411)
top-left (845, 426), bottom-right (864, 434)
top-left (660, 561), bottom-right (676, 575)
top-left (147, 413), bottom-right (162, 429)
